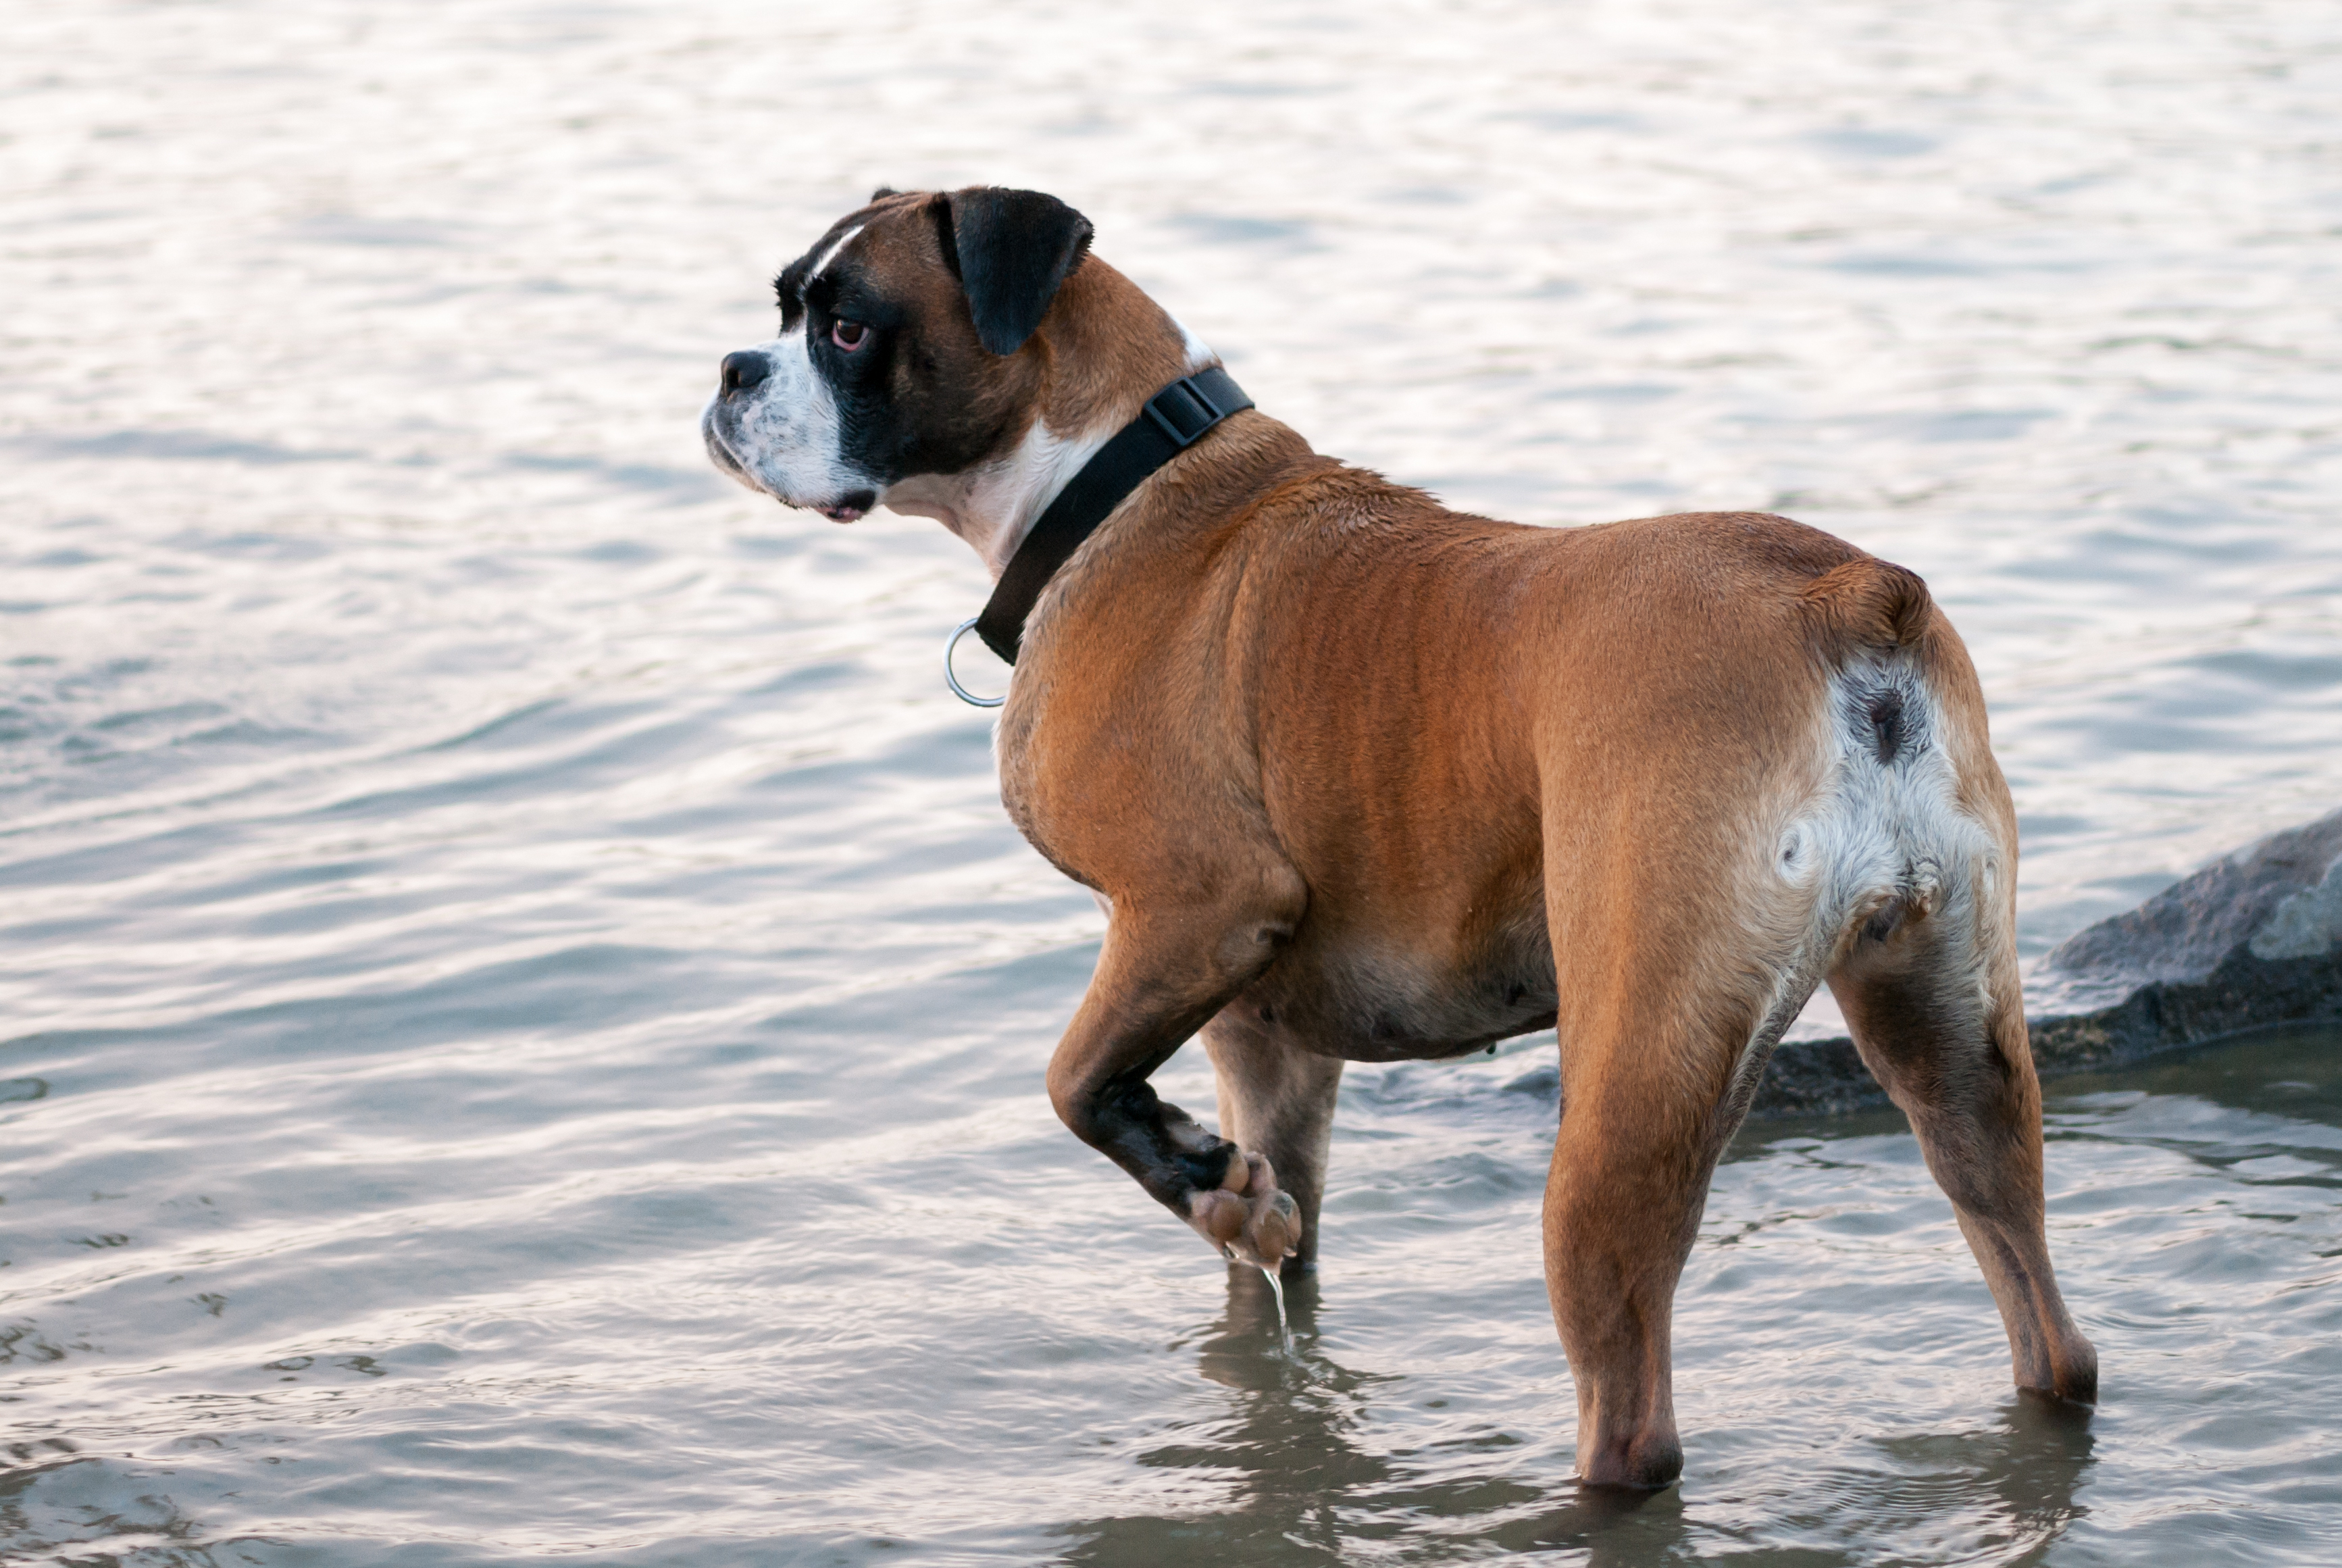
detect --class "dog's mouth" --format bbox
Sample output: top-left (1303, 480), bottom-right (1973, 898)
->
top-left (701, 413), bottom-right (874, 522)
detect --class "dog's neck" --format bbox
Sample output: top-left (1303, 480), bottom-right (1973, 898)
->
top-left (880, 266), bottom-right (1213, 580)
top-left (880, 420), bottom-right (1119, 580)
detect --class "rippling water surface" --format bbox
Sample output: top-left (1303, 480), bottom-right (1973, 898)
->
top-left (5, 1), bottom-right (2342, 1562)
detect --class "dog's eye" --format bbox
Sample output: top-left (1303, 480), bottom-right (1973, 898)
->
top-left (831, 319), bottom-right (868, 351)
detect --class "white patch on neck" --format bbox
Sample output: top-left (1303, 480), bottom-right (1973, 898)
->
top-left (878, 299), bottom-right (1216, 578)
top-left (880, 416), bottom-right (1118, 580)
top-left (809, 223), bottom-right (865, 280)
top-left (1167, 311), bottom-right (1214, 374)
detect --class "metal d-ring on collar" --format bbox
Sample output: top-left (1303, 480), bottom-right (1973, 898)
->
top-left (944, 617), bottom-right (1005, 708)
top-left (942, 365), bottom-right (1253, 707)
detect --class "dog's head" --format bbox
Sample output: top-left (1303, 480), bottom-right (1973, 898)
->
top-left (703, 187), bottom-right (1204, 549)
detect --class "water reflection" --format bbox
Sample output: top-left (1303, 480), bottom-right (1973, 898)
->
top-left (2051, 1022), bottom-right (2342, 1132)
top-left (1519, 1398), bottom-right (2092, 1565)
top-left (1063, 1257), bottom-right (2099, 1567)
top-left (1507, 1485), bottom-right (1699, 1565)
top-left (1061, 1270), bottom-right (1402, 1565)
top-left (1967, 1393), bottom-right (2097, 1539)
top-left (0, 1455), bottom-right (216, 1566)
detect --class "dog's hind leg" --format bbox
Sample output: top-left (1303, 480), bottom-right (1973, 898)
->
top-left (1829, 879), bottom-right (2097, 1405)
top-left (1536, 806), bottom-right (1808, 1490)
top-left (1202, 1011), bottom-right (1343, 1279)
top-left (1539, 874), bottom-right (1798, 1490)
top-left (1046, 874), bottom-right (1310, 1271)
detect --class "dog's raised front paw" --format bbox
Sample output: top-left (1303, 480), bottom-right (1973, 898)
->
top-left (1186, 1148), bottom-right (1300, 1269)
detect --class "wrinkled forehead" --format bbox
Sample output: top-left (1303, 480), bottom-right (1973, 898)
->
top-left (773, 192), bottom-right (945, 325)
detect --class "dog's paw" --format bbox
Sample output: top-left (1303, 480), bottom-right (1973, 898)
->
top-left (1186, 1148), bottom-right (1301, 1269)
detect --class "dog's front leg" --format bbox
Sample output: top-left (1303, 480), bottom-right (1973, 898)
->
top-left (1045, 896), bottom-right (1304, 1270)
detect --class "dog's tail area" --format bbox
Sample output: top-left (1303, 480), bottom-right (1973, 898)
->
top-left (1721, 550), bottom-right (2006, 1107)
top-left (1781, 549), bottom-right (2004, 982)
top-left (1797, 553), bottom-right (1933, 658)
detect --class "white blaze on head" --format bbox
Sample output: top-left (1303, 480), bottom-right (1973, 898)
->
top-left (808, 223), bottom-right (865, 281)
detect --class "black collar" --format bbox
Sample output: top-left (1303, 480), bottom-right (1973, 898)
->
top-left (973, 366), bottom-right (1252, 664)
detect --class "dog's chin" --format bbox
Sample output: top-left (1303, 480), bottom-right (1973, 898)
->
top-left (715, 450), bottom-right (876, 522)
top-left (811, 489), bottom-right (877, 524)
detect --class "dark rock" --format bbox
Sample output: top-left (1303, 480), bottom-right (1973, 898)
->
top-left (1750, 1032), bottom-right (1877, 1119)
top-left (1752, 807), bottom-right (2342, 1118)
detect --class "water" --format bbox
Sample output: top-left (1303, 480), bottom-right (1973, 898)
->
top-left (3, 0), bottom-right (2341, 1561)
top-left (1260, 1265), bottom-right (1291, 1350)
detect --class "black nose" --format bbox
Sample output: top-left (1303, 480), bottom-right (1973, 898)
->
top-left (720, 350), bottom-right (770, 394)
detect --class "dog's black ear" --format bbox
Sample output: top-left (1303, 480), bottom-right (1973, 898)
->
top-left (939, 187), bottom-right (1093, 356)
top-left (869, 184), bottom-right (898, 201)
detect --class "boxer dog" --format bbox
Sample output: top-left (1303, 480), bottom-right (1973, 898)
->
top-left (702, 186), bottom-right (2097, 1489)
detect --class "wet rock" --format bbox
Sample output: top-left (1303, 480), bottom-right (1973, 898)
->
top-left (1750, 1034), bottom-right (1880, 1120)
top-left (1754, 807), bottom-right (2342, 1118)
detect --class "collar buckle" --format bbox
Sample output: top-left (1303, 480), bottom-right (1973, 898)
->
top-left (1142, 374), bottom-right (1235, 449)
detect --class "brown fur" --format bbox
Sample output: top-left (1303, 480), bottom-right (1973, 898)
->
top-left (1011, 250), bottom-right (2089, 1490)
top-left (738, 191), bottom-right (2096, 1490)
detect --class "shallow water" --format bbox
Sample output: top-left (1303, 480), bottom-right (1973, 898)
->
top-left (3, 1), bottom-right (2341, 1562)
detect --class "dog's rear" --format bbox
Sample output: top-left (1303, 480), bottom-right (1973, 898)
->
top-left (1800, 557), bottom-right (2096, 1414)
top-left (1698, 555), bottom-right (1995, 1121)
top-left (1785, 556), bottom-right (2010, 1068)
top-left (1537, 524), bottom-right (2091, 1490)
